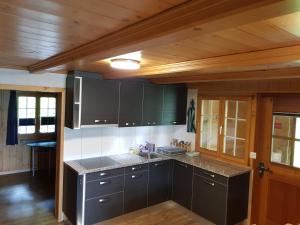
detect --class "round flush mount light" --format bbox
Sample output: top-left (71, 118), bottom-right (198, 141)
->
top-left (110, 58), bottom-right (141, 70)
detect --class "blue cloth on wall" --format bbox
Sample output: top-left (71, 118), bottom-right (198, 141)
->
top-left (187, 99), bottom-right (196, 133)
top-left (6, 90), bottom-right (18, 145)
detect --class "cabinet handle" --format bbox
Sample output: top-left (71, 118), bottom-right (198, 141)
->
top-left (203, 180), bottom-right (215, 187)
top-left (154, 162), bottom-right (164, 167)
top-left (100, 181), bottom-right (109, 185)
top-left (131, 166), bottom-right (141, 171)
top-left (99, 198), bottom-right (109, 203)
top-left (203, 172), bottom-right (215, 178)
top-left (177, 163), bottom-right (188, 168)
top-left (100, 172), bottom-right (107, 177)
top-left (131, 174), bottom-right (142, 179)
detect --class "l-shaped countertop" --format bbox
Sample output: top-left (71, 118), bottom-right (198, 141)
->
top-left (65, 153), bottom-right (251, 177)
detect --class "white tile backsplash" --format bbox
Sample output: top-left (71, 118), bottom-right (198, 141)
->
top-left (63, 89), bottom-right (198, 161)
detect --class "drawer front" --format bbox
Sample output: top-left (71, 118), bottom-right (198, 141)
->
top-left (125, 170), bottom-right (148, 189)
top-left (86, 175), bottom-right (124, 199)
top-left (192, 174), bottom-right (227, 225)
top-left (194, 167), bottom-right (228, 185)
top-left (86, 168), bottom-right (124, 182)
top-left (85, 192), bottom-right (123, 225)
top-left (125, 163), bottom-right (148, 174)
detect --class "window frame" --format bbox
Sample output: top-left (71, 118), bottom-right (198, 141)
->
top-left (271, 113), bottom-right (300, 168)
top-left (17, 92), bottom-right (57, 141)
top-left (196, 95), bottom-right (252, 165)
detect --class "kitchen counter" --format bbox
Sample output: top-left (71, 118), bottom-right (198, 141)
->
top-left (65, 153), bottom-right (251, 177)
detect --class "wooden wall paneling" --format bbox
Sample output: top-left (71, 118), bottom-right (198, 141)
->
top-left (0, 90), bottom-right (30, 174)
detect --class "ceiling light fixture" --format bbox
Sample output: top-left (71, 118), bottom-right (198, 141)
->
top-left (110, 58), bottom-right (140, 70)
top-left (110, 51), bottom-right (141, 70)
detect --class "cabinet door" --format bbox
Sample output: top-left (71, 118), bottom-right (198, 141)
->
top-left (124, 171), bottom-right (148, 213)
top-left (172, 161), bottom-right (193, 209)
top-left (148, 160), bottom-right (170, 206)
top-left (143, 84), bottom-right (163, 126)
top-left (192, 174), bottom-right (227, 225)
top-left (162, 85), bottom-right (187, 125)
top-left (85, 192), bottom-right (123, 225)
top-left (81, 79), bottom-right (119, 125)
top-left (119, 81), bottom-right (143, 127)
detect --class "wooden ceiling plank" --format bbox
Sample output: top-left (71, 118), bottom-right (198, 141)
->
top-left (104, 44), bottom-right (300, 78)
top-left (150, 67), bottom-right (300, 83)
top-left (28, 0), bottom-right (297, 72)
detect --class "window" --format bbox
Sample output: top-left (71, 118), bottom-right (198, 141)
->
top-left (17, 94), bottom-right (56, 135)
top-left (197, 97), bottom-right (251, 164)
top-left (18, 96), bottom-right (36, 134)
top-left (271, 114), bottom-right (300, 168)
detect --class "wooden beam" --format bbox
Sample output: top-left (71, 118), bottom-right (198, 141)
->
top-left (28, 0), bottom-right (299, 72)
top-left (150, 67), bottom-right (300, 84)
top-left (108, 44), bottom-right (300, 79)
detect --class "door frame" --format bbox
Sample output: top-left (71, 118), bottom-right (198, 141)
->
top-left (0, 83), bottom-right (65, 221)
top-left (251, 95), bottom-right (300, 224)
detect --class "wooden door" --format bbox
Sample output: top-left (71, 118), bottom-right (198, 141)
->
top-left (252, 96), bottom-right (300, 225)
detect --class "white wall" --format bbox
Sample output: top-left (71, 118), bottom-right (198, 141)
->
top-left (0, 68), bottom-right (66, 88)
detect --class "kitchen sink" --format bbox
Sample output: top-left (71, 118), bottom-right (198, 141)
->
top-left (139, 152), bottom-right (162, 159)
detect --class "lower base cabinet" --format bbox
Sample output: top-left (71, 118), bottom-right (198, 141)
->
top-left (192, 169), bottom-right (250, 225)
top-left (124, 170), bottom-right (148, 213)
top-left (85, 192), bottom-right (123, 225)
top-left (63, 160), bottom-right (250, 225)
top-left (172, 161), bottom-right (193, 209)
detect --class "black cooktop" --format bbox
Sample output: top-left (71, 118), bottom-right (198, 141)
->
top-left (74, 156), bottom-right (120, 170)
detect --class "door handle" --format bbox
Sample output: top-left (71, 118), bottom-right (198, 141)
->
top-left (258, 162), bottom-right (272, 177)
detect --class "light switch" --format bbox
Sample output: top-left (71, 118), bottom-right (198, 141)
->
top-left (250, 151), bottom-right (257, 159)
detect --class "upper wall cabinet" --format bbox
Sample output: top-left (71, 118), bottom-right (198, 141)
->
top-left (81, 78), bottom-right (119, 127)
top-left (162, 85), bottom-right (187, 125)
top-left (119, 81), bottom-right (143, 127)
top-left (65, 71), bottom-right (187, 129)
top-left (142, 84), bottom-right (164, 126)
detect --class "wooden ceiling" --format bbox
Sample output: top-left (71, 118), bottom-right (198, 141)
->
top-left (3, 0), bottom-right (300, 82)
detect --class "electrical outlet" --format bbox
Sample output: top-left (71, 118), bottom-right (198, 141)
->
top-left (250, 151), bottom-right (257, 159)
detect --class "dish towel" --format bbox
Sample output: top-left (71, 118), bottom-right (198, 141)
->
top-left (187, 99), bottom-right (196, 133)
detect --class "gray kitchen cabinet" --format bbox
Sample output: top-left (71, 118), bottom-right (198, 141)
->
top-left (63, 160), bottom-right (250, 225)
top-left (148, 160), bottom-right (171, 206)
top-left (192, 167), bottom-right (250, 225)
top-left (172, 160), bottom-right (193, 209)
top-left (124, 165), bottom-right (149, 213)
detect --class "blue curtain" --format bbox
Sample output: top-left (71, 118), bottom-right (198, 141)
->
top-left (6, 90), bottom-right (18, 145)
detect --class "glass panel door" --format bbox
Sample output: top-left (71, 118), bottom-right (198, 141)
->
top-left (199, 100), bottom-right (220, 151)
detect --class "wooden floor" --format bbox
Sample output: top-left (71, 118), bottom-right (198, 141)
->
top-left (0, 172), bottom-right (215, 225)
top-left (0, 171), bottom-right (62, 225)
top-left (97, 201), bottom-right (214, 225)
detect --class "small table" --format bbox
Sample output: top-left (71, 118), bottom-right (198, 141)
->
top-left (26, 141), bottom-right (56, 176)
